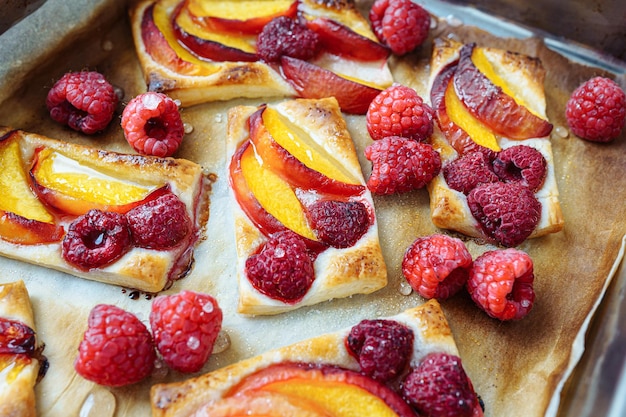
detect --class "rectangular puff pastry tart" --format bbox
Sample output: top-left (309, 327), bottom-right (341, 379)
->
top-left (227, 97), bottom-right (387, 315)
top-left (0, 280), bottom-right (44, 417)
top-left (0, 127), bottom-right (212, 292)
top-left (426, 38), bottom-right (564, 247)
top-left (129, 0), bottom-right (393, 113)
top-left (151, 299), bottom-right (482, 417)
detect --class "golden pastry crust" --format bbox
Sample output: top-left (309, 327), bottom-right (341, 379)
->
top-left (150, 299), bottom-right (459, 417)
top-left (227, 98), bottom-right (387, 315)
top-left (0, 127), bottom-right (213, 292)
top-left (426, 38), bottom-right (564, 242)
top-left (0, 281), bottom-right (40, 417)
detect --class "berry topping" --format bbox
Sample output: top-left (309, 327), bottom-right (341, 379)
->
top-left (402, 352), bottom-right (477, 417)
top-left (306, 200), bottom-right (370, 248)
top-left (150, 290), bottom-right (223, 373)
top-left (443, 151), bottom-right (499, 195)
top-left (75, 304), bottom-right (156, 387)
top-left (493, 145), bottom-right (547, 192)
top-left (369, 0), bottom-right (431, 55)
top-left (402, 234), bottom-right (473, 300)
top-left (565, 76), bottom-right (626, 142)
top-left (62, 209), bottom-right (131, 270)
top-left (346, 319), bottom-right (414, 382)
top-left (0, 318), bottom-right (35, 355)
top-left (46, 71), bottom-right (118, 134)
top-left (121, 92), bottom-right (184, 157)
top-left (245, 231), bottom-right (315, 303)
top-left (366, 84), bottom-right (434, 142)
top-left (467, 248), bottom-right (535, 320)
top-left (467, 182), bottom-right (541, 247)
top-left (257, 16), bottom-right (320, 63)
top-left (126, 193), bottom-right (192, 249)
top-left (364, 136), bottom-right (441, 195)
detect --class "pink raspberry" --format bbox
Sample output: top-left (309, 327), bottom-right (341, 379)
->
top-left (493, 145), bottom-right (547, 192)
top-left (346, 319), bottom-right (414, 383)
top-left (467, 249), bottom-right (535, 321)
top-left (565, 76), bottom-right (625, 142)
top-left (121, 92), bottom-right (184, 157)
top-left (245, 231), bottom-right (315, 303)
top-left (306, 200), bottom-right (370, 248)
top-left (75, 304), bottom-right (156, 387)
top-left (443, 151), bottom-right (499, 195)
top-left (150, 290), bottom-right (223, 373)
top-left (402, 234), bottom-right (473, 300)
top-left (467, 182), bottom-right (541, 247)
top-left (369, 0), bottom-right (431, 55)
top-left (46, 71), bottom-right (118, 134)
top-left (364, 136), bottom-right (441, 195)
top-left (402, 352), bottom-right (479, 417)
top-left (366, 84), bottom-right (434, 142)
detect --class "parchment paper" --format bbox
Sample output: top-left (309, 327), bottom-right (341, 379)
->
top-left (0, 1), bottom-right (624, 416)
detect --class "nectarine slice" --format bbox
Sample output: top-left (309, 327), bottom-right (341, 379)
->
top-left (453, 43), bottom-right (552, 139)
top-left (280, 56), bottom-right (382, 115)
top-left (0, 210), bottom-right (64, 245)
top-left (30, 148), bottom-right (164, 216)
top-left (229, 363), bottom-right (416, 417)
top-left (0, 134), bottom-right (54, 224)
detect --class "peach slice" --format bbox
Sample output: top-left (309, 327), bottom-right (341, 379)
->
top-left (228, 363), bottom-right (417, 417)
top-left (453, 43), bottom-right (553, 139)
top-left (0, 354), bottom-right (32, 385)
top-left (172, 3), bottom-right (257, 62)
top-left (0, 210), bottom-right (64, 245)
top-left (30, 148), bottom-right (165, 216)
top-left (280, 56), bottom-right (382, 115)
top-left (306, 18), bottom-right (390, 62)
top-left (0, 133), bottom-right (54, 224)
top-left (248, 108), bottom-right (365, 197)
top-left (186, 0), bottom-right (298, 35)
top-left (142, 1), bottom-right (219, 76)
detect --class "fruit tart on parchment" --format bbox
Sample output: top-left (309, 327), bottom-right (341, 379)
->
top-left (0, 0), bottom-right (624, 417)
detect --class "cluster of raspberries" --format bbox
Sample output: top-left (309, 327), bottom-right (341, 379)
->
top-left (365, 84), bottom-right (440, 194)
top-left (402, 234), bottom-right (536, 321)
top-left (346, 318), bottom-right (483, 417)
top-left (75, 290), bottom-right (223, 387)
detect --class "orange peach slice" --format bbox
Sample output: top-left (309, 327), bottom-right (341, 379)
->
top-left (30, 148), bottom-right (164, 216)
top-left (228, 363), bottom-right (416, 417)
top-left (250, 107), bottom-right (364, 196)
top-left (0, 134), bottom-right (54, 224)
top-left (0, 210), bottom-right (63, 245)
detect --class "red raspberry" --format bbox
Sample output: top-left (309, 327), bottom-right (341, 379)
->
top-left (565, 76), bottom-right (625, 142)
top-left (366, 84), bottom-right (434, 142)
top-left (402, 234), bottom-right (473, 300)
top-left (46, 71), bottom-right (118, 134)
top-left (467, 248), bottom-right (535, 320)
top-left (0, 318), bottom-right (35, 355)
top-left (245, 231), bottom-right (315, 303)
top-left (62, 210), bottom-right (131, 270)
top-left (346, 319), bottom-right (413, 382)
top-left (150, 290), bottom-right (223, 373)
top-left (75, 304), bottom-right (156, 387)
top-left (364, 136), bottom-right (441, 194)
top-left (121, 92), bottom-right (184, 157)
top-left (126, 193), bottom-right (192, 249)
top-left (256, 16), bottom-right (320, 63)
top-left (443, 151), bottom-right (499, 195)
top-left (402, 352), bottom-right (478, 417)
top-left (306, 200), bottom-right (370, 248)
top-left (369, 0), bottom-right (431, 55)
top-left (493, 145), bottom-right (547, 192)
top-left (467, 182), bottom-right (541, 247)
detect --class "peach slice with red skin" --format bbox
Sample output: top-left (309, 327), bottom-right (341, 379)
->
top-left (227, 362), bottom-right (417, 417)
top-left (187, 0), bottom-right (298, 35)
top-left (453, 43), bottom-right (553, 139)
top-left (248, 108), bottom-right (365, 197)
top-left (305, 17), bottom-right (390, 62)
top-left (280, 56), bottom-right (382, 115)
top-left (0, 210), bottom-right (63, 245)
top-left (172, 2), bottom-right (257, 62)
